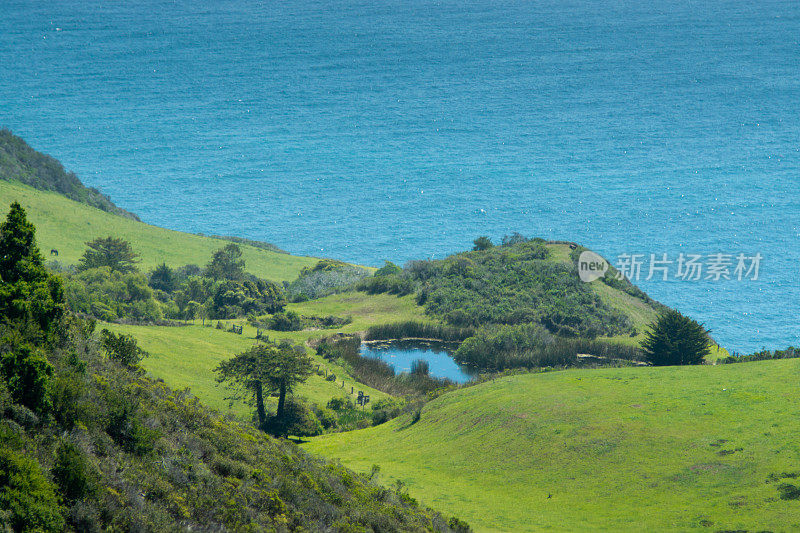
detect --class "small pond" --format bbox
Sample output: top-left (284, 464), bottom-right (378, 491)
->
top-left (359, 339), bottom-right (476, 384)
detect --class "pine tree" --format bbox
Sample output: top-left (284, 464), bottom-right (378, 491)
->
top-left (148, 262), bottom-right (176, 292)
top-left (641, 310), bottom-right (711, 366)
top-left (0, 201), bottom-right (46, 284)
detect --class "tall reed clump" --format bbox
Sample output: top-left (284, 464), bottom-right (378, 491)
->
top-left (364, 321), bottom-right (475, 342)
top-left (455, 325), bottom-right (646, 372)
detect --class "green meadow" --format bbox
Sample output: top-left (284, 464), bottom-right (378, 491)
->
top-left (102, 291), bottom-right (429, 418)
top-left (306, 358), bottom-right (800, 532)
top-left (0, 180), bottom-right (317, 281)
top-left (104, 319), bottom-right (389, 419)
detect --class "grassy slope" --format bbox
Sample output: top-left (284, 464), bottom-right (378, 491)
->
top-left (307, 359), bottom-right (800, 532)
top-left (0, 180), bottom-right (316, 281)
top-left (104, 292), bottom-right (430, 417)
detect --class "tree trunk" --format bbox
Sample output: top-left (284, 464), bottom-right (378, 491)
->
top-left (255, 381), bottom-right (267, 429)
top-left (276, 380), bottom-right (287, 419)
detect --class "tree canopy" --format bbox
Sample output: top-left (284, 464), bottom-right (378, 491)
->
top-left (148, 263), bottom-right (176, 293)
top-left (472, 236), bottom-right (493, 251)
top-left (77, 236), bottom-right (140, 273)
top-left (204, 243), bottom-right (245, 281)
top-left (215, 341), bottom-right (313, 434)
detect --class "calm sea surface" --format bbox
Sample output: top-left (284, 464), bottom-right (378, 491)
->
top-left (1, 0), bottom-right (799, 352)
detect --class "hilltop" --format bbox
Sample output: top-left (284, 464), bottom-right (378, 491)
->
top-left (0, 129), bottom-right (139, 220)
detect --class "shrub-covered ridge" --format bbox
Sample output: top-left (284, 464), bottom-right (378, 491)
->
top-left (359, 239), bottom-right (634, 338)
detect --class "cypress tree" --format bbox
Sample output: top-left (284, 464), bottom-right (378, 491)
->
top-left (642, 310), bottom-right (711, 366)
top-left (0, 202), bottom-right (64, 333)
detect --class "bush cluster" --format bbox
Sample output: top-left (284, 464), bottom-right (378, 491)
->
top-left (358, 240), bottom-right (634, 338)
top-left (284, 259), bottom-right (372, 301)
top-left (60, 241), bottom-right (286, 323)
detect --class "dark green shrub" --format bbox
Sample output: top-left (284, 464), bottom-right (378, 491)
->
top-left (374, 261), bottom-right (402, 277)
top-left (449, 516), bottom-right (472, 532)
top-left (371, 398), bottom-right (404, 426)
top-left (0, 448), bottom-right (65, 532)
top-left (99, 329), bottom-right (149, 368)
top-left (269, 310), bottom-right (304, 331)
top-left (50, 372), bottom-right (86, 429)
top-left (0, 343), bottom-right (53, 414)
top-left (326, 397), bottom-right (354, 411)
top-left (106, 396), bottom-right (159, 455)
top-left (264, 400), bottom-right (323, 438)
top-left (52, 440), bottom-right (96, 502)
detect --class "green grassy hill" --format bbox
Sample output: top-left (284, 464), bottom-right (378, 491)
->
top-left (0, 180), bottom-right (317, 281)
top-left (0, 129), bottom-right (139, 219)
top-left (103, 292), bottom-right (432, 418)
top-left (306, 359), bottom-right (800, 531)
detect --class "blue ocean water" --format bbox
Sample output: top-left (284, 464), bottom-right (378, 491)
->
top-left (1, 0), bottom-right (798, 352)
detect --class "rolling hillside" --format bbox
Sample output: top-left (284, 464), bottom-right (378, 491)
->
top-left (306, 359), bottom-right (800, 531)
top-left (102, 292), bottom-right (431, 418)
top-left (0, 179), bottom-right (317, 281)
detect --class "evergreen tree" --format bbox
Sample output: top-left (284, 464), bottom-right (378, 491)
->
top-left (641, 310), bottom-right (711, 366)
top-left (77, 236), bottom-right (140, 273)
top-left (0, 340), bottom-right (54, 414)
top-left (0, 202), bottom-right (64, 333)
top-left (0, 202), bottom-right (46, 285)
top-left (148, 262), bottom-right (176, 292)
top-left (472, 236), bottom-right (493, 251)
